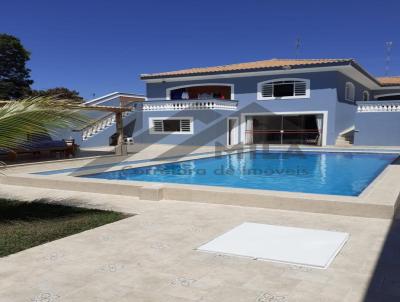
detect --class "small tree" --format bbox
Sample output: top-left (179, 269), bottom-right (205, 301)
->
top-left (0, 34), bottom-right (33, 99)
top-left (31, 87), bottom-right (84, 103)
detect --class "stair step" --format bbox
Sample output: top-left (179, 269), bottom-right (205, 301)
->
top-left (81, 111), bottom-right (134, 141)
top-left (335, 134), bottom-right (353, 146)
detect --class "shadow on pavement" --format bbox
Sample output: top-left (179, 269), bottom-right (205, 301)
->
top-left (363, 217), bottom-right (400, 301)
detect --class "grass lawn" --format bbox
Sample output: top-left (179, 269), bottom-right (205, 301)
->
top-left (0, 199), bottom-right (130, 257)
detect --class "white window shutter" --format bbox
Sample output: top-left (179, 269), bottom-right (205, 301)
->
top-left (180, 119), bottom-right (191, 132)
top-left (261, 83), bottom-right (273, 98)
top-left (152, 120), bottom-right (163, 132)
top-left (294, 81), bottom-right (306, 96)
top-left (345, 82), bottom-right (355, 101)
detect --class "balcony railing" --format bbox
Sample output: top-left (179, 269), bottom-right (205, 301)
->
top-left (141, 99), bottom-right (238, 111)
top-left (357, 100), bottom-right (400, 113)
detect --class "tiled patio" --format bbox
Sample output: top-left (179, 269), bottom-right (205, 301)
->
top-left (0, 183), bottom-right (399, 302)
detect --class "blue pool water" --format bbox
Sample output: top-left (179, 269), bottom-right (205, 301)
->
top-left (82, 151), bottom-right (398, 196)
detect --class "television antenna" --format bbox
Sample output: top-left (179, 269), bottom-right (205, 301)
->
top-left (295, 37), bottom-right (301, 58)
top-left (385, 41), bottom-right (393, 76)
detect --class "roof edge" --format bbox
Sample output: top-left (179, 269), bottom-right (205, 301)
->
top-left (140, 60), bottom-right (354, 80)
top-left (84, 92), bottom-right (145, 105)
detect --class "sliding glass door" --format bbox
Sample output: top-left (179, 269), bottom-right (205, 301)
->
top-left (247, 114), bottom-right (321, 145)
top-left (253, 116), bottom-right (282, 144)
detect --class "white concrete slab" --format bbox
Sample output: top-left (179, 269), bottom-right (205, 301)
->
top-left (198, 222), bottom-right (349, 269)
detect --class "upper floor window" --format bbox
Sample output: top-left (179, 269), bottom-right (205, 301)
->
top-left (362, 90), bottom-right (370, 102)
top-left (345, 82), bottom-right (355, 102)
top-left (167, 84), bottom-right (233, 100)
top-left (257, 78), bottom-right (310, 100)
top-left (375, 94), bottom-right (400, 101)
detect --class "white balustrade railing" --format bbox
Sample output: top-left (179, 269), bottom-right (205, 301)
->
top-left (141, 99), bottom-right (238, 111)
top-left (357, 100), bottom-right (400, 113)
top-left (79, 100), bottom-right (238, 141)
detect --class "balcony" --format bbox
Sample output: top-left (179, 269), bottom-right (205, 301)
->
top-left (357, 100), bottom-right (400, 112)
top-left (140, 99), bottom-right (238, 111)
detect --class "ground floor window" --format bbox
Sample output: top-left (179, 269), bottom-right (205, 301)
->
top-left (245, 114), bottom-right (323, 145)
top-left (150, 118), bottom-right (193, 134)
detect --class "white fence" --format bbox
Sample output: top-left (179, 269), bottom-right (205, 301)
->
top-left (357, 101), bottom-right (400, 112)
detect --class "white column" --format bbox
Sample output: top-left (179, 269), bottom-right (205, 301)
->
top-left (316, 114), bottom-right (323, 146)
top-left (245, 116), bottom-right (254, 144)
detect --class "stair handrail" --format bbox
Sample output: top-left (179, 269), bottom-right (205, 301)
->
top-left (74, 100), bottom-right (139, 132)
top-left (73, 111), bottom-right (116, 132)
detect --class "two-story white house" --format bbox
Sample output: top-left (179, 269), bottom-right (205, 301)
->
top-left (74, 58), bottom-right (400, 148)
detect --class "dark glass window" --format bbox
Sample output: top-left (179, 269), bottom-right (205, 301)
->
top-left (169, 85), bottom-right (231, 100)
top-left (163, 120), bottom-right (180, 132)
top-left (274, 83), bottom-right (294, 97)
top-left (377, 94), bottom-right (400, 101)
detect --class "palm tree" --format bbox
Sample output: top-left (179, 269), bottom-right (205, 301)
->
top-left (0, 96), bottom-right (91, 151)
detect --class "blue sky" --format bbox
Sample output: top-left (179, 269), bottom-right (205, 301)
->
top-left (1, 0), bottom-right (399, 99)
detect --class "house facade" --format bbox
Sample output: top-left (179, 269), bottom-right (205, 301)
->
top-left (135, 59), bottom-right (400, 147)
top-left (74, 59), bottom-right (400, 148)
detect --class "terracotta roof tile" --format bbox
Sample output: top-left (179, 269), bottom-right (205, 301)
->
top-left (376, 76), bottom-right (400, 86)
top-left (140, 58), bottom-right (354, 79)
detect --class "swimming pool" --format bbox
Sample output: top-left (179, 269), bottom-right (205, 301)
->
top-left (81, 151), bottom-right (398, 196)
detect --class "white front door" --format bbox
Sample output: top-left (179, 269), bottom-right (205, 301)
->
top-left (227, 118), bottom-right (239, 145)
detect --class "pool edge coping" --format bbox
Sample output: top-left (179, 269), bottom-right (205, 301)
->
top-left (2, 147), bottom-right (399, 219)
top-left (2, 164), bottom-right (399, 219)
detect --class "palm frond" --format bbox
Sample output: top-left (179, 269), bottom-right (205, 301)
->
top-left (0, 96), bottom-right (91, 151)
